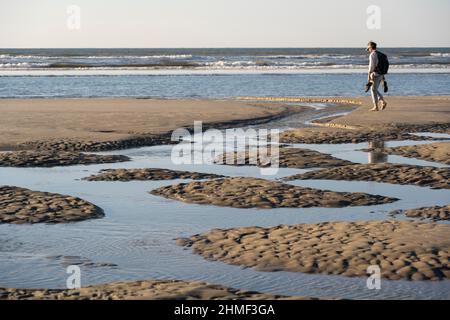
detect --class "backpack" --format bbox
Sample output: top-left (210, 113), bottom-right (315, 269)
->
top-left (376, 51), bottom-right (389, 75)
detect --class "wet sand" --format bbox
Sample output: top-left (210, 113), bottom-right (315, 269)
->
top-left (215, 147), bottom-right (354, 168)
top-left (0, 150), bottom-right (129, 167)
top-left (269, 96), bottom-right (450, 144)
top-left (2, 96), bottom-right (447, 152)
top-left (285, 163), bottom-right (450, 190)
top-left (151, 177), bottom-right (397, 209)
top-left (390, 205), bottom-right (450, 221)
top-left (1, 96), bottom-right (447, 155)
top-left (324, 96), bottom-right (450, 130)
top-left (385, 142), bottom-right (450, 165)
top-left (0, 279), bottom-right (317, 300)
top-left (279, 126), bottom-right (435, 144)
top-left (0, 186), bottom-right (104, 224)
top-left (177, 220), bottom-right (450, 281)
top-left (84, 168), bottom-right (223, 181)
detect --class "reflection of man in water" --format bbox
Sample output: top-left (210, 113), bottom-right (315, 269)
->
top-left (368, 140), bottom-right (388, 163)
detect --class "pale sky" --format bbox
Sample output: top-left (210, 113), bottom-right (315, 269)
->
top-left (1, 0), bottom-right (449, 48)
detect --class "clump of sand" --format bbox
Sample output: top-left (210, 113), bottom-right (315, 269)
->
top-left (279, 127), bottom-right (434, 144)
top-left (215, 147), bottom-right (354, 168)
top-left (0, 186), bottom-right (104, 224)
top-left (84, 168), bottom-right (223, 181)
top-left (0, 279), bottom-right (319, 300)
top-left (385, 142), bottom-right (450, 165)
top-left (285, 163), bottom-right (450, 190)
top-left (0, 150), bottom-right (129, 167)
top-left (390, 205), bottom-right (450, 221)
top-left (150, 177), bottom-right (397, 209)
top-left (177, 220), bottom-right (450, 281)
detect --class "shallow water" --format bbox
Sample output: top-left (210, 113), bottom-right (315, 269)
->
top-left (1, 109), bottom-right (449, 299)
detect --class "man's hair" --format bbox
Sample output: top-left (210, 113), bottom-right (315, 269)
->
top-left (367, 41), bottom-right (377, 49)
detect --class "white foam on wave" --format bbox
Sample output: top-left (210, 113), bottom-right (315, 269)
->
top-left (79, 54), bottom-right (194, 59)
top-left (430, 53), bottom-right (450, 57)
top-left (0, 62), bottom-right (30, 68)
top-left (0, 54), bottom-right (194, 60)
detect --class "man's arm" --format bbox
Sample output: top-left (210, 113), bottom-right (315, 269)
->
top-left (368, 52), bottom-right (378, 79)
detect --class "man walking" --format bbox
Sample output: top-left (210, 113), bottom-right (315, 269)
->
top-left (367, 41), bottom-right (387, 111)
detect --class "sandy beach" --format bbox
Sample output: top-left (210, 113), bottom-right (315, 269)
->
top-left (0, 98), bottom-right (293, 151)
top-left (327, 96), bottom-right (450, 129)
top-left (1, 95), bottom-right (449, 299)
top-left (0, 96), bottom-right (448, 152)
top-left (241, 95), bottom-right (450, 127)
top-left (274, 96), bottom-right (449, 145)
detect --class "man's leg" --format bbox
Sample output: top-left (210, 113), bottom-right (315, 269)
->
top-left (370, 74), bottom-right (382, 111)
top-left (377, 76), bottom-right (387, 110)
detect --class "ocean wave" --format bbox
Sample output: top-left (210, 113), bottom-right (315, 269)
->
top-left (0, 54), bottom-right (194, 60)
top-left (45, 61), bottom-right (199, 69)
top-left (430, 53), bottom-right (450, 57)
top-left (78, 54), bottom-right (194, 59)
top-left (0, 62), bottom-right (30, 68)
top-left (142, 54), bottom-right (193, 59)
top-left (204, 60), bottom-right (356, 68)
top-left (2, 63), bottom-right (450, 71)
top-left (2, 50), bottom-right (449, 72)
top-left (255, 54), bottom-right (358, 60)
top-left (0, 49), bottom-right (449, 72)
top-left (0, 54), bottom-right (54, 60)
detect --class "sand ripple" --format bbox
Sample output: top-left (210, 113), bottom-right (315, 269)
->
top-left (0, 186), bottom-right (104, 224)
top-left (177, 220), bottom-right (450, 281)
top-left (150, 177), bottom-right (397, 209)
top-left (285, 163), bottom-right (450, 190)
top-left (84, 168), bottom-right (223, 181)
top-left (215, 147), bottom-right (354, 168)
top-left (0, 150), bottom-right (129, 167)
top-left (0, 279), bottom-right (318, 300)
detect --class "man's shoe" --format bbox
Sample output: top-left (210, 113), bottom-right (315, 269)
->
top-left (383, 81), bottom-right (388, 93)
top-left (365, 82), bottom-right (373, 93)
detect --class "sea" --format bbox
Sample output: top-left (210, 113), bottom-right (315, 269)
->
top-left (1, 48), bottom-right (450, 98)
